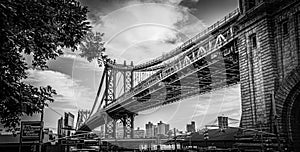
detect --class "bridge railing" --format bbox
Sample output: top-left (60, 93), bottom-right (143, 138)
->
top-left (133, 8), bottom-right (240, 70)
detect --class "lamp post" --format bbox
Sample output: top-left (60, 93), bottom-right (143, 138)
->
top-left (259, 122), bottom-right (264, 152)
top-left (203, 128), bottom-right (209, 148)
top-left (39, 103), bottom-right (45, 152)
top-left (174, 128), bottom-right (177, 152)
top-left (271, 92), bottom-right (282, 152)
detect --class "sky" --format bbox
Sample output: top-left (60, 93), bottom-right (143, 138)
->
top-left (21, 0), bottom-right (240, 132)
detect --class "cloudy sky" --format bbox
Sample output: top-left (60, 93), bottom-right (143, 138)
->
top-left (23, 0), bottom-right (240, 132)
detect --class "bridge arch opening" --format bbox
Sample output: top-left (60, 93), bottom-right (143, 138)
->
top-left (279, 67), bottom-right (300, 151)
top-left (283, 82), bottom-right (300, 151)
top-left (290, 88), bottom-right (300, 151)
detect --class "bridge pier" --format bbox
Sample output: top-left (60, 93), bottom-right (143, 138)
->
top-left (104, 113), bottom-right (135, 139)
top-left (121, 114), bottom-right (134, 139)
top-left (105, 116), bottom-right (116, 139)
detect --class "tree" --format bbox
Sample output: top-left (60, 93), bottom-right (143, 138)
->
top-left (79, 31), bottom-right (106, 63)
top-left (0, 0), bottom-right (90, 128)
top-left (79, 31), bottom-right (110, 66)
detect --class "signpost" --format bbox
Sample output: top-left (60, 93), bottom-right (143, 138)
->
top-left (19, 121), bottom-right (43, 152)
top-left (61, 139), bottom-right (84, 145)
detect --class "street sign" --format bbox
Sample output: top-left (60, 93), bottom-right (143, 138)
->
top-left (20, 121), bottom-right (43, 143)
top-left (61, 139), bottom-right (84, 145)
top-left (84, 139), bottom-right (100, 146)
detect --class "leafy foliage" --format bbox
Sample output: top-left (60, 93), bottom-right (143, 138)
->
top-left (79, 31), bottom-right (111, 66)
top-left (0, 0), bottom-right (90, 128)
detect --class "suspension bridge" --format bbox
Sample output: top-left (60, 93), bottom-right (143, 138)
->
top-left (75, 1), bottom-right (300, 150)
top-left (76, 9), bottom-right (240, 138)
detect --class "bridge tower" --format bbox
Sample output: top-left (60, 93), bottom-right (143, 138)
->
top-left (76, 110), bottom-right (91, 130)
top-left (237, 0), bottom-right (300, 150)
top-left (103, 61), bottom-right (135, 139)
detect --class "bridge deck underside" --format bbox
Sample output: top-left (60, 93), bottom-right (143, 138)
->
top-left (81, 39), bottom-right (240, 131)
top-left (107, 42), bottom-right (240, 118)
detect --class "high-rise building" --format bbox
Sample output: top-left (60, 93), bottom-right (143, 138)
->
top-left (145, 122), bottom-right (154, 138)
top-left (218, 116), bottom-right (228, 129)
top-left (157, 121), bottom-right (170, 135)
top-left (154, 125), bottom-right (158, 137)
top-left (165, 124), bottom-right (170, 135)
top-left (186, 121), bottom-right (196, 133)
top-left (116, 123), bottom-right (124, 139)
top-left (57, 117), bottom-right (64, 137)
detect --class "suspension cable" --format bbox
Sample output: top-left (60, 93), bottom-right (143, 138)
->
top-left (89, 67), bottom-right (107, 118)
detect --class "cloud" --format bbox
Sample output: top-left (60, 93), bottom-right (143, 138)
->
top-left (79, 0), bottom-right (206, 64)
top-left (24, 69), bottom-right (95, 111)
top-left (80, 0), bottom-right (201, 25)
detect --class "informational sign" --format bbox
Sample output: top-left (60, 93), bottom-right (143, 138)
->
top-left (68, 113), bottom-right (74, 128)
top-left (64, 112), bottom-right (74, 129)
top-left (20, 121), bottom-right (43, 143)
top-left (84, 139), bottom-right (100, 146)
top-left (61, 139), bottom-right (84, 145)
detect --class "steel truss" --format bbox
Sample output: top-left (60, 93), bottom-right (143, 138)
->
top-left (105, 61), bottom-right (134, 107)
top-left (115, 39), bottom-right (240, 113)
top-left (104, 113), bottom-right (135, 139)
top-left (105, 115), bottom-right (116, 138)
top-left (123, 70), bottom-right (133, 93)
top-left (103, 61), bottom-right (136, 138)
top-left (105, 67), bottom-right (116, 106)
top-left (76, 110), bottom-right (91, 130)
top-left (121, 113), bottom-right (134, 139)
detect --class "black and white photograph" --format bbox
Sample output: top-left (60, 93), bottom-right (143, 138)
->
top-left (1, 0), bottom-right (300, 151)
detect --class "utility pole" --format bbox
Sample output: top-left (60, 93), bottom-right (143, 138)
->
top-left (204, 127), bottom-right (209, 148)
top-left (174, 128), bottom-right (177, 152)
top-left (39, 103), bottom-right (44, 152)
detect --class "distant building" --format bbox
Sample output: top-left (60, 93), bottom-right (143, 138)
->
top-left (157, 121), bottom-right (170, 136)
top-left (57, 117), bottom-right (64, 137)
top-left (218, 116), bottom-right (228, 129)
top-left (116, 125), bottom-right (124, 139)
top-left (166, 124), bottom-right (170, 135)
top-left (154, 125), bottom-right (158, 137)
top-left (186, 121), bottom-right (196, 133)
top-left (145, 122), bottom-right (154, 138)
top-left (134, 127), bottom-right (145, 138)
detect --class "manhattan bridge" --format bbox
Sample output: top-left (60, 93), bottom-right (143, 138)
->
top-left (75, 0), bottom-right (300, 150)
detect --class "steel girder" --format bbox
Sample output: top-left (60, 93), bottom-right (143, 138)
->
top-left (106, 40), bottom-right (240, 114)
top-left (105, 116), bottom-right (116, 138)
top-left (105, 67), bottom-right (116, 107)
top-left (121, 114), bottom-right (134, 139)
